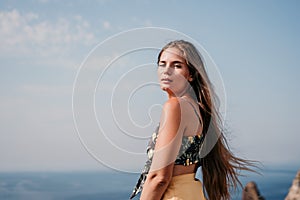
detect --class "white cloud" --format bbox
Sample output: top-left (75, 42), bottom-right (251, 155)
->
top-left (130, 17), bottom-right (153, 27)
top-left (102, 20), bottom-right (111, 30)
top-left (143, 19), bottom-right (152, 27)
top-left (0, 9), bottom-right (96, 57)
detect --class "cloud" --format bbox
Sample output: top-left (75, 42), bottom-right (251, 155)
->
top-left (102, 20), bottom-right (111, 30)
top-left (130, 17), bottom-right (153, 27)
top-left (0, 9), bottom-right (96, 57)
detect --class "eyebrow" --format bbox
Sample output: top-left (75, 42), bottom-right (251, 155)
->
top-left (158, 60), bottom-right (185, 64)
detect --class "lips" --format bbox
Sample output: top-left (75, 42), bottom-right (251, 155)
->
top-left (161, 78), bottom-right (172, 83)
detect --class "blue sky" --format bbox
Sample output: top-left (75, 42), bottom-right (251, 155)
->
top-left (0, 0), bottom-right (299, 172)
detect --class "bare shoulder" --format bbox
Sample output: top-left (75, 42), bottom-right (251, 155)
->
top-left (164, 97), bottom-right (201, 131)
top-left (160, 97), bottom-right (182, 127)
top-left (160, 97), bottom-right (192, 126)
top-left (163, 97), bottom-right (181, 111)
top-left (162, 97), bottom-right (193, 117)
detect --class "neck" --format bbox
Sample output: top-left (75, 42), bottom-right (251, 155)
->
top-left (166, 89), bottom-right (192, 99)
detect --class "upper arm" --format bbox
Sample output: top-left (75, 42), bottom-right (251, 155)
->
top-left (149, 98), bottom-right (185, 174)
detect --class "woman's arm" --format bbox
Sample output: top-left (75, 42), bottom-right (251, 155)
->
top-left (140, 98), bottom-right (184, 200)
top-left (140, 163), bottom-right (173, 200)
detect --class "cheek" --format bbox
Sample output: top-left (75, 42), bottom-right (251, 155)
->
top-left (157, 68), bottom-right (161, 78)
top-left (183, 72), bottom-right (190, 80)
top-left (177, 74), bottom-right (189, 84)
top-left (172, 73), bottom-right (189, 87)
top-left (182, 68), bottom-right (191, 79)
top-left (176, 69), bottom-right (190, 80)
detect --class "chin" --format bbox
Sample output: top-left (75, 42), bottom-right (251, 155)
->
top-left (161, 85), bottom-right (169, 91)
top-left (161, 87), bottom-right (167, 91)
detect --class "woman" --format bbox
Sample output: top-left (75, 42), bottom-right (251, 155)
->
top-left (130, 40), bottom-right (255, 200)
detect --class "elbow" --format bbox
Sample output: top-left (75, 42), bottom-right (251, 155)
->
top-left (155, 176), bottom-right (171, 188)
top-left (148, 174), bottom-right (171, 188)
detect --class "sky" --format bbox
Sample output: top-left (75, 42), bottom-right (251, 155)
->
top-left (0, 0), bottom-right (299, 172)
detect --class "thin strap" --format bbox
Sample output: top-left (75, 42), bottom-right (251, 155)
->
top-left (181, 97), bottom-right (203, 126)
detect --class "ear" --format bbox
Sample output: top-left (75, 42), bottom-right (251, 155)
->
top-left (188, 75), bottom-right (193, 82)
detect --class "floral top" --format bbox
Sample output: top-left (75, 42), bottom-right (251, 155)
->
top-left (129, 124), bottom-right (205, 199)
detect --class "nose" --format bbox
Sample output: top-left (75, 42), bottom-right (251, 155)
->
top-left (162, 65), bottom-right (172, 75)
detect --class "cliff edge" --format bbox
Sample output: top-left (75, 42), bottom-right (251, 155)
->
top-left (242, 181), bottom-right (265, 200)
top-left (285, 170), bottom-right (300, 200)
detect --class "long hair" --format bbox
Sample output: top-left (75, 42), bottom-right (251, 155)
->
top-left (158, 40), bottom-right (256, 200)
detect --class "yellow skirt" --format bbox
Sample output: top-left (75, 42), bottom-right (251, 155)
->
top-left (162, 173), bottom-right (206, 200)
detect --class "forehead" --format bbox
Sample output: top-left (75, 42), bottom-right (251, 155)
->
top-left (159, 47), bottom-right (185, 62)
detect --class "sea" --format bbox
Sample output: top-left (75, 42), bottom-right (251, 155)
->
top-left (0, 165), bottom-right (298, 200)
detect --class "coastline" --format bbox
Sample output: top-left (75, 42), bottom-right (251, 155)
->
top-left (0, 164), bottom-right (298, 200)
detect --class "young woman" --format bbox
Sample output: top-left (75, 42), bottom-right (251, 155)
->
top-left (130, 40), bottom-right (255, 200)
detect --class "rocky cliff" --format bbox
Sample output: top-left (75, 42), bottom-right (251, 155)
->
top-left (285, 170), bottom-right (300, 200)
top-left (242, 181), bottom-right (265, 200)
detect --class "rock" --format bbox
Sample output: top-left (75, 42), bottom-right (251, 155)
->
top-left (285, 170), bottom-right (300, 200)
top-left (242, 181), bottom-right (265, 200)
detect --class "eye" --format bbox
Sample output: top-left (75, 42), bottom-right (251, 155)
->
top-left (158, 63), bottom-right (166, 67)
top-left (174, 64), bottom-right (182, 68)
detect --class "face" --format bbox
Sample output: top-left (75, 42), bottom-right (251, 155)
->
top-left (158, 47), bottom-right (191, 97)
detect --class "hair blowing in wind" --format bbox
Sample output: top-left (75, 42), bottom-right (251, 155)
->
top-left (158, 40), bottom-right (257, 200)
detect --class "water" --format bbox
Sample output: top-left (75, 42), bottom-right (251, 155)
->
top-left (231, 166), bottom-right (298, 200)
top-left (0, 166), bottom-right (298, 200)
top-left (0, 171), bottom-right (136, 200)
